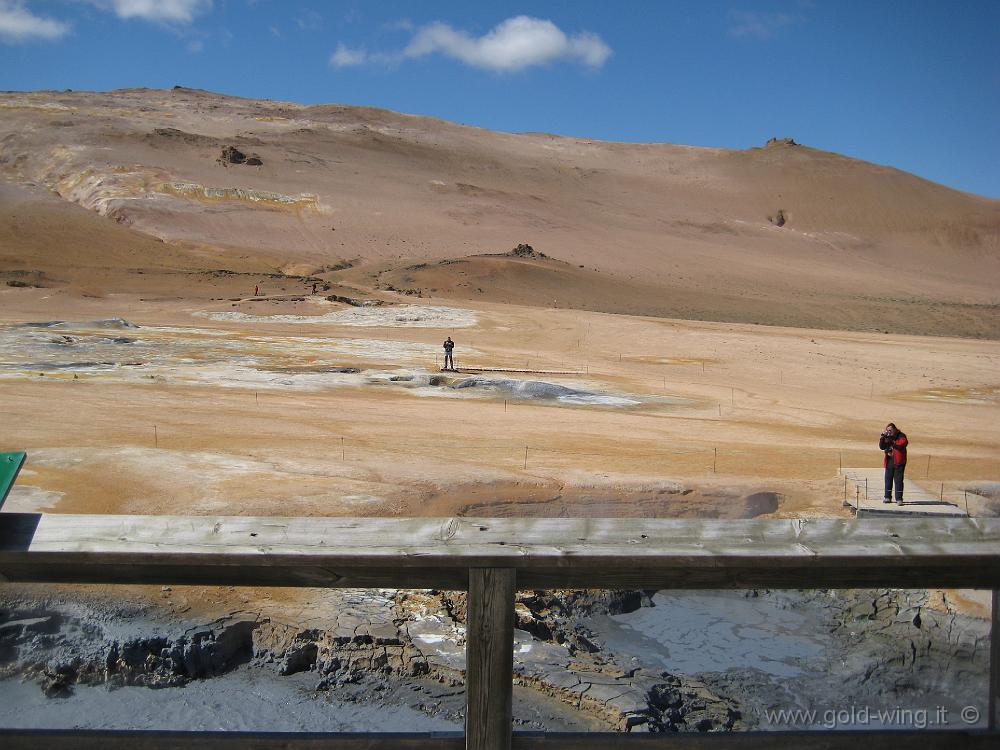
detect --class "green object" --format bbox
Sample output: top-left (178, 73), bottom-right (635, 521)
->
top-left (0, 451), bottom-right (27, 509)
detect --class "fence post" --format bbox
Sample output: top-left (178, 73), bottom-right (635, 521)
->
top-left (466, 567), bottom-right (516, 750)
top-left (990, 587), bottom-right (999, 730)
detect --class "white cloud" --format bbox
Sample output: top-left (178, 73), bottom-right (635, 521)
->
top-left (0, 1), bottom-right (70, 42)
top-left (187, 38), bottom-right (203, 53)
top-left (331, 15), bottom-right (611, 73)
top-left (330, 42), bottom-right (369, 68)
top-left (406, 16), bottom-right (611, 71)
top-left (728, 11), bottom-right (795, 39)
top-left (91, 0), bottom-right (212, 24)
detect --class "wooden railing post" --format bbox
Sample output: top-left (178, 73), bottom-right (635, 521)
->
top-left (991, 587), bottom-right (999, 730)
top-left (466, 567), bottom-right (516, 750)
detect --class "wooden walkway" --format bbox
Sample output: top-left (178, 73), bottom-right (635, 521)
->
top-left (841, 468), bottom-right (968, 517)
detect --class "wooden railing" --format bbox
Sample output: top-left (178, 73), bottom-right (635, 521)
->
top-left (0, 514), bottom-right (998, 748)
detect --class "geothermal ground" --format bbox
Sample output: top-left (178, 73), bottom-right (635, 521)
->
top-left (1, 88), bottom-right (999, 732)
top-left (3, 289), bottom-right (998, 522)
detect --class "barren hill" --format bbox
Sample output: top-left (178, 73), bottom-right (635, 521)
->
top-left (1, 87), bottom-right (998, 336)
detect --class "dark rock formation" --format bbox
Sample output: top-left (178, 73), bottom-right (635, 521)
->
top-left (2, 270), bottom-right (50, 288)
top-left (382, 284), bottom-right (423, 297)
top-left (507, 243), bottom-right (547, 259)
top-left (217, 146), bottom-right (263, 166)
top-left (326, 294), bottom-right (386, 307)
top-left (218, 145), bottom-right (247, 164)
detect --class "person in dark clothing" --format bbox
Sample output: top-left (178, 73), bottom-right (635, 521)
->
top-left (443, 337), bottom-right (455, 371)
top-left (879, 423), bottom-right (908, 504)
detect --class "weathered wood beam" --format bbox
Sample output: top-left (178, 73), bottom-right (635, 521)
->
top-left (1, 514), bottom-right (999, 590)
top-left (508, 732), bottom-right (1000, 747)
top-left (466, 568), bottom-right (516, 750)
top-left (0, 731), bottom-right (463, 749)
top-left (0, 730), bottom-right (996, 748)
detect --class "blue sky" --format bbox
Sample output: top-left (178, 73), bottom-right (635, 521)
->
top-left (2, 1), bottom-right (999, 198)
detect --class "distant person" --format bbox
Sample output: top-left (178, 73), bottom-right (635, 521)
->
top-left (443, 336), bottom-right (455, 370)
top-left (254, 284), bottom-right (259, 296)
top-left (879, 423), bottom-right (908, 504)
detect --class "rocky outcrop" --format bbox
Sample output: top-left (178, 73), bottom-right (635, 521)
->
top-left (104, 617), bottom-right (257, 689)
top-left (0, 611), bottom-right (258, 695)
top-left (217, 145), bottom-right (263, 166)
top-left (326, 294), bottom-right (386, 307)
top-left (507, 243), bottom-right (547, 259)
top-left (27, 158), bottom-right (306, 222)
top-left (3, 269), bottom-right (51, 288)
top-left (161, 182), bottom-right (314, 208)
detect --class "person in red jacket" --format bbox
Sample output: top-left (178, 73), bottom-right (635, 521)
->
top-left (879, 423), bottom-right (908, 504)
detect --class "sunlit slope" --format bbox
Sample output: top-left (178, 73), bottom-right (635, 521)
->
top-left (1, 87), bottom-right (997, 335)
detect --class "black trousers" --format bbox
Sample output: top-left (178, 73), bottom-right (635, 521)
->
top-left (884, 462), bottom-right (904, 500)
top-left (444, 351), bottom-right (454, 369)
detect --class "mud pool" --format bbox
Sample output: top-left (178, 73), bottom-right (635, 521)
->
top-left (0, 668), bottom-right (460, 732)
top-left (592, 591), bottom-right (825, 678)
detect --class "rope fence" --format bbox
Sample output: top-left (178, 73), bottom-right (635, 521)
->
top-left (310, 433), bottom-right (996, 484)
top-left (138, 413), bottom-right (997, 486)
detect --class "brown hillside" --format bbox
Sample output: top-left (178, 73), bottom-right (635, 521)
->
top-left (1, 88), bottom-right (998, 336)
